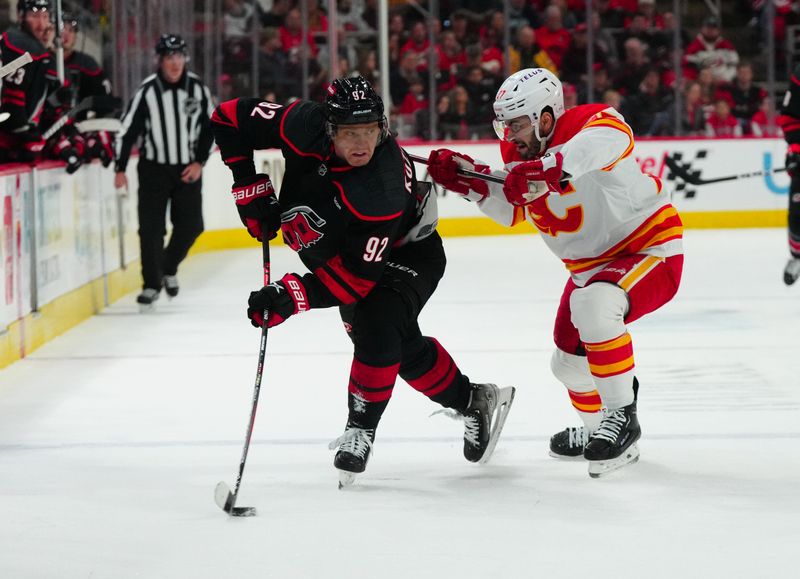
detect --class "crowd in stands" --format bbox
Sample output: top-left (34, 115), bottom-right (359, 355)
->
top-left (217, 0), bottom-right (784, 140)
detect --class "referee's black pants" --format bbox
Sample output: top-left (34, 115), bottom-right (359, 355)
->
top-left (137, 159), bottom-right (204, 290)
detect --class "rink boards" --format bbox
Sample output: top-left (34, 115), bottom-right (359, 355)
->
top-left (0, 137), bottom-right (791, 367)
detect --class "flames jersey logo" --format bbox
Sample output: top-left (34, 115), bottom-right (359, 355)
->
top-left (280, 206), bottom-right (327, 251)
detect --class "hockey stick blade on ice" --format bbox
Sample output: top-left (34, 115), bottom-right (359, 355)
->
top-left (214, 233), bottom-right (272, 517)
top-left (408, 152), bottom-right (506, 184)
top-left (665, 154), bottom-right (787, 186)
top-left (0, 52), bottom-right (32, 79)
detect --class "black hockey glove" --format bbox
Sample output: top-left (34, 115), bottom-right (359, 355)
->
top-left (231, 174), bottom-right (281, 241)
top-left (247, 273), bottom-right (310, 328)
top-left (786, 144), bottom-right (800, 177)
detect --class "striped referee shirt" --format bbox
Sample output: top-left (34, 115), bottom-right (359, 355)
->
top-left (114, 71), bottom-right (215, 172)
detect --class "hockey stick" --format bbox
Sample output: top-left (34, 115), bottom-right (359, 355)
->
top-left (665, 154), bottom-right (787, 186)
top-left (43, 95), bottom-right (122, 140)
top-left (0, 52), bottom-right (32, 79)
top-left (407, 152), bottom-right (505, 184)
top-left (75, 118), bottom-right (122, 133)
top-left (214, 235), bottom-right (271, 517)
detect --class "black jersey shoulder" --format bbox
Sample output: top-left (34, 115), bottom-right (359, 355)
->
top-left (333, 138), bottom-right (414, 221)
top-left (2, 27), bottom-right (49, 59)
top-left (65, 50), bottom-right (102, 75)
top-left (280, 100), bottom-right (329, 159)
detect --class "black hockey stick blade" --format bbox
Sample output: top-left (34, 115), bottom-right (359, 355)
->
top-left (407, 152), bottom-right (505, 184)
top-left (214, 481), bottom-right (257, 517)
top-left (665, 153), bottom-right (787, 186)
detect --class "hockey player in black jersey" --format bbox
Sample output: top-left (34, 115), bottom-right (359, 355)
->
top-left (0, 0), bottom-right (53, 162)
top-left (211, 76), bottom-right (514, 486)
top-left (779, 64), bottom-right (800, 285)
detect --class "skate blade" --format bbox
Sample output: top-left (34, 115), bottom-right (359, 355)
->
top-left (478, 386), bottom-right (516, 465)
top-left (548, 450), bottom-right (586, 461)
top-left (337, 470), bottom-right (358, 489)
top-left (138, 303), bottom-right (157, 313)
top-left (588, 444), bottom-right (640, 478)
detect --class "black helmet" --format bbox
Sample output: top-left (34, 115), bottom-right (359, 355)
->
top-left (325, 76), bottom-right (387, 140)
top-left (62, 12), bottom-right (79, 30)
top-left (155, 34), bottom-right (187, 57)
top-left (18, 0), bottom-right (50, 13)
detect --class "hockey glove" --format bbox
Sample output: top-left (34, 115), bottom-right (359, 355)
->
top-left (247, 273), bottom-right (310, 328)
top-left (52, 132), bottom-right (85, 174)
top-left (503, 152), bottom-right (565, 206)
top-left (231, 173), bottom-right (281, 241)
top-left (427, 149), bottom-right (490, 201)
top-left (13, 126), bottom-right (45, 162)
top-left (786, 144), bottom-right (800, 177)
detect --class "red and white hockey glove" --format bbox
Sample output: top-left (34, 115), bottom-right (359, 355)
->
top-left (786, 143), bottom-right (800, 177)
top-left (427, 149), bottom-right (490, 201)
top-left (503, 151), bottom-right (565, 206)
top-left (231, 173), bottom-right (281, 241)
top-left (247, 273), bottom-right (310, 328)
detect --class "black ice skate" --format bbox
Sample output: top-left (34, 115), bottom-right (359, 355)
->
top-left (784, 258), bottom-right (800, 286)
top-left (549, 426), bottom-right (589, 459)
top-left (136, 288), bottom-right (160, 313)
top-left (329, 426), bottom-right (375, 489)
top-left (163, 275), bottom-right (179, 298)
top-left (462, 383), bottom-right (516, 464)
top-left (584, 402), bottom-right (641, 478)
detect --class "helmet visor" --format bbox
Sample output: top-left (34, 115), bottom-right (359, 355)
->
top-left (493, 117), bottom-right (535, 142)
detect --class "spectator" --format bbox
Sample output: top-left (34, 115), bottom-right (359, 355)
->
top-left (257, 27), bottom-right (293, 101)
top-left (602, 89), bottom-right (624, 112)
top-left (620, 11), bottom-right (659, 59)
top-left (389, 49), bottom-right (420, 110)
top-left (437, 29), bottom-right (467, 91)
top-left (631, 0), bottom-right (664, 29)
top-left (683, 16), bottom-right (739, 84)
top-left (477, 22), bottom-right (504, 79)
top-left (589, 9), bottom-right (620, 69)
top-left (415, 91), bottom-right (451, 140)
top-left (353, 48), bottom-right (380, 89)
top-left (563, 82), bottom-right (578, 109)
top-left (750, 98), bottom-right (782, 138)
top-left (450, 10), bottom-right (478, 47)
top-left (507, 0), bottom-right (540, 33)
top-left (397, 76), bottom-right (428, 116)
top-left (460, 65), bottom-right (497, 121)
top-left (259, 0), bottom-right (291, 27)
top-left (705, 98), bottom-right (743, 137)
top-left (509, 25), bottom-right (556, 74)
top-left (280, 7), bottom-right (319, 57)
top-left (679, 81), bottom-right (708, 136)
top-left (439, 84), bottom-right (479, 140)
top-left (535, 5), bottom-right (571, 71)
top-left (623, 68), bottom-right (673, 135)
top-left (720, 62), bottom-right (768, 134)
top-left (614, 37), bottom-right (650, 95)
top-left (399, 20), bottom-right (430, 73)
top-left (561, 23), bottom-right (608, 87)
top-left (224, 0), bottom-right (254, 40)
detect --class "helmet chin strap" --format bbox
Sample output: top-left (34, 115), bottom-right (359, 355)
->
top-left (533, 120), bottom-right (552, 155)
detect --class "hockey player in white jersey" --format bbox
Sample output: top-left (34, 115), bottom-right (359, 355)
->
top-left (426, 68), bottom-right (684, 477)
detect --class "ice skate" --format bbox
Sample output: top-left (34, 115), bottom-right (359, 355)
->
top-left (136, 288), bottom-right (160, 313)
top-left (163, 275), bottom-right (179, 298)
top-left (549, 426), bottom-right (589, 459)
top-left (584, 402), bottom-right (641, 478)
top-left (329, 426), bottom-right (375, 489)
top-left (783, 257), bottom-right (800, 286)
top-left (462, 383), bottom-right (515, 464)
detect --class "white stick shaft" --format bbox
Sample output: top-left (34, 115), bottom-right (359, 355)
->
top-left (0, 52), bottom-right (33, 79)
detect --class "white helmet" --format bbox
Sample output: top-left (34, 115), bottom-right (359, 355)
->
top-left (492, 68), bottom-right (564, 146)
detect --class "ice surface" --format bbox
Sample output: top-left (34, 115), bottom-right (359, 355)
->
top-left (0, 229), bottom-right (798, 579)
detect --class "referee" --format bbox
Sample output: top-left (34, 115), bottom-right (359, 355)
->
top-left (114, 34), bottom-right (215, 311)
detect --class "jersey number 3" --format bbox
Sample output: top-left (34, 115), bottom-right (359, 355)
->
top-left (363, 236), bottom-right (388, 262)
